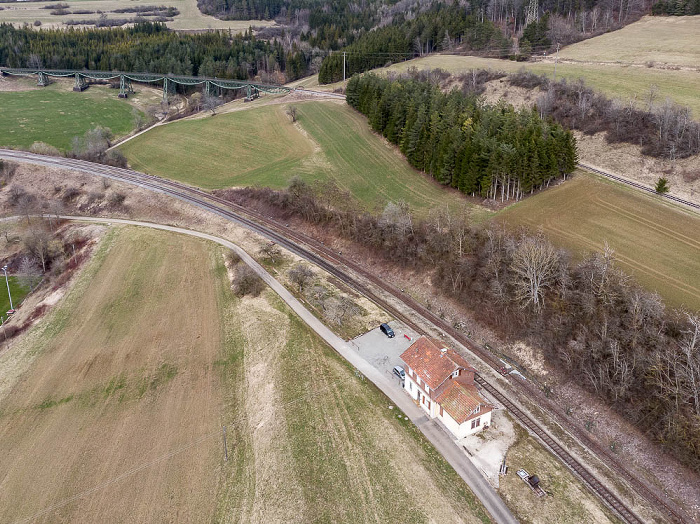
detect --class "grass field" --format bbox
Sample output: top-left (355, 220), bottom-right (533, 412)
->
top-left (0, 277), bottom-right (30, 316)
top-left (0, 0), bottom-right (274, 31)
top-left (294, 53), bottom-right (700, 119)
top-left (558, 15), bottom-right (700, 68)
top-left (497, 172), bottom-right (700, 311)
top-left (0, 79), bottom-right (151, 151)
top-left (499, 423), bottom-right (619, 524)
top-left (122, 100), bottom-right (476, 215)
top-left (0, 225), bottom-right (492, 522)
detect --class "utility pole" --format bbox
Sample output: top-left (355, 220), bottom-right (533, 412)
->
top-left (553, 43), bottom-right (560, 82)
top-left (2, 265), bottom-right (13, 311)
top-left (222, 426), bottom-right (228, 462)
top-left (343, 51), bottom-right (347, 82)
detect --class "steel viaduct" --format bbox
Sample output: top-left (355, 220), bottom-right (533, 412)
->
top-left (0, 67), bottom-right (290, 101)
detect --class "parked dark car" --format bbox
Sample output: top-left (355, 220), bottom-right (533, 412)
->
top-left (380, 323), bottom-right (395, 338)
top-left (393, 366), bottom-right (405, 380)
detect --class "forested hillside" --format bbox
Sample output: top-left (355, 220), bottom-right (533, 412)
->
top-left (318, 4), bottom-right (509, 83)
top-left (346, 73), bottom-right (577, 200)
top-left (0, 22), bottom-right (310, 81)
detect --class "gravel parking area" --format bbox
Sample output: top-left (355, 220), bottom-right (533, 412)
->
top-left (348, 320), bottom-right (420, 385)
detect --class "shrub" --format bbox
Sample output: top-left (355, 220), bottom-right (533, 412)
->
top-left (62, 186), bottom-right (82, 203)
top-left (107, 191), bottom-right (126, 207)
top-left (29, 142), bottom-right (61, 156)
top-left (225, 250), bottom-right (241, 266)
top-left (232, 264), bottom-right (264, 297)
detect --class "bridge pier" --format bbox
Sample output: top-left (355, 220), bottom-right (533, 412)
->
top-left (73, 72), bottom-right (88, 92)
top-left (162, 77), bottom-right (173, 102)
top-left (37, 72), bottom-right (49, 87)
top-left (118, 75), bottom-right (133, 98)
top-left (244, 85), bottom-right (259, 102)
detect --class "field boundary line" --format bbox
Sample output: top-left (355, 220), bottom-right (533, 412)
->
top-left (579, 163), bottom-right (700, 213)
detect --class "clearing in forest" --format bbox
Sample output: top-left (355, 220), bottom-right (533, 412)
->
top-left (0, 78), bottom-right (154, 151)
top-left (121, 100), bottom-right (475, 215)
top-left (0, 225), bottom-right (491, 523)
top-left (498, 172), bottom-right (700, 311)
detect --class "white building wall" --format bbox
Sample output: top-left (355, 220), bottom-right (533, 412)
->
top-left (438, 408), bottom-right (493, 439)
top-left (403, 373), bottom-right (432, 416)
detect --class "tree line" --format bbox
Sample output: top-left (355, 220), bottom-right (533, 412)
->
top-left (652, 0), bottom-right (700, 14)
top-left (506, 70), bottom-right (700, 160)
top-left (318, 4), bottom-right (509, 83)
top-left (346, 73), bottom-right (577, 201)
top-left (0, 22), bottom-right (311, 81)
top-left (218, 178), bottom-right (700, 471)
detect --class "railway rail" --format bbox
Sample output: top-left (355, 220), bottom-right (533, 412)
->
top-left (0, 149), bottom-right (691, 523)
top-left (578, 163), bottom-right (700, 211)
top-left (475, 376), bottom-right (644, 524)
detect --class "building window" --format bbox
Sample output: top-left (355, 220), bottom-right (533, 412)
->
top-left (471, 417), bottom-right (481, 429)
top-left (408, 381), bottom-right (412, 391)
top-left (475, 404), bottom-right (480, 413)
top-left (440, 405), bottom-right (443, 416)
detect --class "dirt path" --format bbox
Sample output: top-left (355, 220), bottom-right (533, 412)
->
top-left (110, 89), bottom-right (344, 150)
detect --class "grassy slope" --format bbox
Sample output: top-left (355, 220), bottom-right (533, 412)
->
top-left (0, 81), bottom-right (146, 151)
top-left (497, 171), bottom-right (700, 311)
top-left (294, 53), bottom-right (700, 119)
top-left (123, 103), bottom-right (313, 189)
top-left (558, 15), bottom-right (700, 67)
top-left (122, 100), bottom-right (475, 215)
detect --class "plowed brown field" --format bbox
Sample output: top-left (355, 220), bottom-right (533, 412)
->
top-left (0, 227), bottom-right (223, 523)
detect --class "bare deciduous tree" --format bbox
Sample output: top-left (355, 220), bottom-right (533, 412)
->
top-left (288, 263), bottom-right (314, 292)
top-left (259, 242), bottom-right (282, 264)
top-left (18, 256), bottom-right (42, 291)
top-left (286, 105), bottom-right (298, 122)
top-left (203, 94), bottom-right (223, 114)
top-left (23, 225), bottom-right (63, 273)
top-left (323, 295), bottom-right (360, 327)
top-left (510, 234), bottom-right (560, 311)
top-left (379, 201), bottom-right (413, 236)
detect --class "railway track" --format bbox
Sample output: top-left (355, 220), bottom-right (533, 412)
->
top-left (475, 376), bottom-right (644, 524)
top-left (0, 149), bottom-right (691, 523)
top-left (578, 163), bottom-right (700, 212)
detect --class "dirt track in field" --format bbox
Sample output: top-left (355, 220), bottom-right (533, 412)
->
top-left (0, 227), bottom-right (223, 523)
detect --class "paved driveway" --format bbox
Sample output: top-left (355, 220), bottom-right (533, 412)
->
top-left (348, 321), bottom-right (419, 383)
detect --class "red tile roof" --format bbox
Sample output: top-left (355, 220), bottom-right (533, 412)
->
top-left (435, 380), bottom-right (487, 424)
top-left (399, 337), bottom-right (476, 390)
